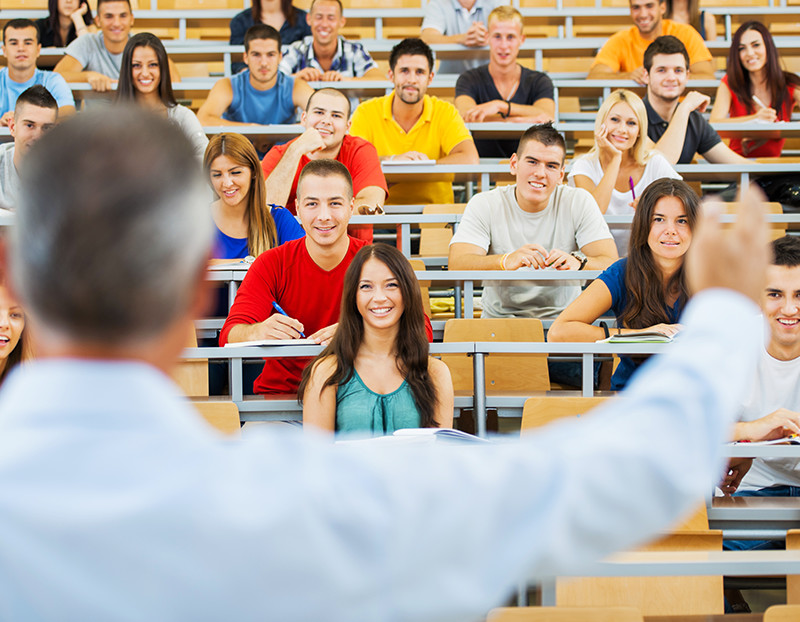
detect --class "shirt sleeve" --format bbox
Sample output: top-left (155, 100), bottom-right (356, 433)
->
top-left (219, 253), bottom-right (279, 345)
top-left (590, 33), bottom-right (624, 71)
top-left (348, 103), bottom-right (374, 145)
top-left (271, 207), bottom-right (305, 245)
top-left (597, 258), bottom-right (627, 312)
top-left (525, 71), bottom-right (554, 102)
top-left (455, 70), bottom-right (480, 99)
top-left (347, 139), bottom-right (389, 195)
top-left (261, 141), bottom-right (291, 179)
top-left (438, 101), bottom-right (474, 155)
top-left (571, 187), bottom-right (614, 247)
top-left (682, 26), bottom-right (713, 64)
top-left (229, 10), bottom-right (249, 45)
top-left (450, 193), bottom-right (492, 250)
top-left (421, 0), bottom-right (448, 33)
top-left (40, 72), bottom-right (75, 108)
top-left (648, 153), bottom-right (682, 181)
top-left (63, 34), bottom-right (92, 68)
top-left (696, 114), bottom-right (723, 155)
top-left (350, 41), bottom-right (377, 76)
top-left (567, 156), bottom-right (599, 186)
top-left (279, 42), bottom-right (304, 74)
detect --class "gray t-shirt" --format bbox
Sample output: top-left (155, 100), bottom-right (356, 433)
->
top-left (64, 32), bottom-right (123, 79)
top-left (0, 143), bottom-right (19, 210)
top-left (450, 183), bottom-right (613, 319)
top-left (421, 0), bottom-right (505, 75)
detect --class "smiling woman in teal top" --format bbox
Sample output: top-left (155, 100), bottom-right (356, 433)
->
top-left (300, 244), bottom-right (454, 435)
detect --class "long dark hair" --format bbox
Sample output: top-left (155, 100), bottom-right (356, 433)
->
top-left (620, 178), bottom-right (699, 329)
top-left (251, 0), bottom-right (297, 27)
top-left (664, 0), bottom-right (702, 34)
top-left (115, 33), bottom-right (177, 107)
top-left (727, 21), bottom-right (800, 118)
top-left (47, 0), bottom-right (93, 47)
top-left (299, 244), bottom-right (438, 428)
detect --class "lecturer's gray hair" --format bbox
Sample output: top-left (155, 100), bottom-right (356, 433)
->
top-left (11, 107), bottom-right (212, 344)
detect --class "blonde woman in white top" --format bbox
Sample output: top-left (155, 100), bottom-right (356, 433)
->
top-left (569, 89), bottom-right (680, 255)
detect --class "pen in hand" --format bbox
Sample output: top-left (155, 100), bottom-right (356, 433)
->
top-left (271, 301), bottom-right (306, 338)
top-left (629, 176), bottom-right (636, 201)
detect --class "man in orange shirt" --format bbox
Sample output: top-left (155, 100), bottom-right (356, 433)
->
top-left (588, 0), bottom-right (713, 85)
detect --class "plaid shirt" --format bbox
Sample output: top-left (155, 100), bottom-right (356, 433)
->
top-left (279, 36), bottom-right (377, 77)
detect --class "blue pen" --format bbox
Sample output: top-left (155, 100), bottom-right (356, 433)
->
top-left (271, 301), bottom-right (306, 338)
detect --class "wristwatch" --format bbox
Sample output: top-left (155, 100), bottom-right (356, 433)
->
top-left (570, 250), bottom-right (588, 270)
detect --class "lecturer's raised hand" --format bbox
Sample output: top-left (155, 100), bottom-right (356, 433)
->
top-left (686, 186), bottom-right (769, 303)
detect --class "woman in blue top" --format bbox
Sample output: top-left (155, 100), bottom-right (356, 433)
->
top-left (204, 133), bottom-right (304, 260)
top-left (300, 244), bottom-right (454, 435)
top-left (548, 178), bottom-right (699, 390)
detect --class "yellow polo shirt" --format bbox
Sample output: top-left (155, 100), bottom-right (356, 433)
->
top-left (349, 93), bottom-right (473, 205)
top-left (591, 20), bottom-right (712, 73)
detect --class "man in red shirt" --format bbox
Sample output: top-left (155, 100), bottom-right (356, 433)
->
top-left (262, 87), bottom-right (387, 242)
top-left (220, 159), bottom-right (430, 395)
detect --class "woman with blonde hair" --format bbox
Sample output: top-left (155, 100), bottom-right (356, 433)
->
top-left (204, 133), bottom-right (304, 260)
top-left (569, 89), bottom-right (680, 255)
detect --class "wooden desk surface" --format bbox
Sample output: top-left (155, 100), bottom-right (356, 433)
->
top-left (646, 615), bottom-right (761, 622)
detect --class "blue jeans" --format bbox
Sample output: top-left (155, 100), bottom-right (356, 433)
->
top-left (723, 485), bottom-right (800, 551)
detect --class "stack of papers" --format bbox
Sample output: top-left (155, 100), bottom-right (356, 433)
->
top-left (597, 331), bottom-right (675, 344)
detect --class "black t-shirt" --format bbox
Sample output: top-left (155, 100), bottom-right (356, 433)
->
top-left (455, 64), bottom-right (554, 158)
top-left (643, 95), bottom-right (721, 164)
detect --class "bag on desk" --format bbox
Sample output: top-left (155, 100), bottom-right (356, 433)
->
top-left (756, 173), bottom-right (800, 208)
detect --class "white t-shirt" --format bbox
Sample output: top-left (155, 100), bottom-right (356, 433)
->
top-left (168, 105), bottom-right (209, 160)
top-left (567, 152), bottom-right (681, 256)
top-left (64, 32), bottom-right (123, 79)
top-left (738, 345), bottom-right (800, 490)
top-left (450, 183), bottom-right (613, 319)
top-left (0, 143), bottom-right (19, 210)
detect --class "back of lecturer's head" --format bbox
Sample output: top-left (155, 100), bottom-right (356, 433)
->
top-left (12, 106), bottom-right (212, 345)
top-left (772, 235), bottom-right (800, 268)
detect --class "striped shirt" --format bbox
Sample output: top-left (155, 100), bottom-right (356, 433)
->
top-left (279, 36), bottom-right (377, 77)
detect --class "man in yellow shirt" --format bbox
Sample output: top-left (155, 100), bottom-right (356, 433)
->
top-left (588, 0), bottom-right (713, 85)
top-left (349, 38), bottom-right (479, 205)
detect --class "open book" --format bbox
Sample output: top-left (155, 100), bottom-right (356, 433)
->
top-left (730, 435), bottom-right (800, 446)
top-left (597, 331), bottom-right (675, 344)
top-left (392, 428), bottom-right (490, 444)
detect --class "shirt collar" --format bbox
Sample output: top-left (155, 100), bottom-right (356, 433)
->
top-left (643, 95), bottom-right (668, 126)
top-left (383, 93), bottom-right (433, 127)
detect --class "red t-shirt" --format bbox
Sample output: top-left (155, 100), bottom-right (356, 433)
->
top-left (724, 75), bottom-right (796, 158)
top-left (219, 237), bottom-right (433, 395)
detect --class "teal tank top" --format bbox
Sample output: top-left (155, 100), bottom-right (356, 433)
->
top-left (336, 370), bottom-right (421, 435)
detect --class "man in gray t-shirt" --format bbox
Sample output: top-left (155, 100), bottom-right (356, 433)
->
top-left (54, 0), bottom-right (133, 92)
top-left (449, 124), bottom-right (617, 319)
top-left (0, 85), bottom-right (58, 210)
top-left (421, 0), bottom-right (505, 75)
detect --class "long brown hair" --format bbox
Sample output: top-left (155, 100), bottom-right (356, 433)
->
top-left (620, 178), bottom-right (699, 329)
top-left (726, 21), bottom-right (800, 118)
top-left (664, 0), bottom-right (702, 35)
top-left (299, 244), bottom-right (438, 428)
top-left (203, 133), bottom-right (277, 257)
top-left (115, 33), bottom-right (177, 108)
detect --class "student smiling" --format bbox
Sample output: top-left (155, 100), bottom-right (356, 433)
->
top-left (549, 178), bottom-right (698, 390)
top-left (569, 89), bottom-right (680, 255)
top-left (300, 244), bottom-right (453, 435)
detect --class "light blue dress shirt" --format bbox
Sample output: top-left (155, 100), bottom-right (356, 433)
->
top-left (0, 290), bottom-right (760, 620)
